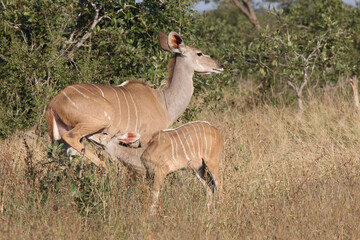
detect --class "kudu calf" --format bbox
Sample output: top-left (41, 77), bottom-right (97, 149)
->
top-left (141, 121), bottom-right (223, 213)
top-left (46, 31), bottom-right (223, 173)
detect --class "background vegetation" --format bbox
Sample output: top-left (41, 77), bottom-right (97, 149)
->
top-left (1, 0), bottom-right (360, 238)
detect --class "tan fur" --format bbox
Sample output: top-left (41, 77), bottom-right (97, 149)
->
top-left (165, 57), bottom-right (176, 86)
top-left (47, 83), bottom-right (168, 173)
top-left (141, 121), bottom-right (223, 214)
top-left (46, 31), bottom-right (223, 173)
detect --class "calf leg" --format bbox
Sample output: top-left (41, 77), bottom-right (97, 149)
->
top-left (149, 171), bottom-right (166, 216)
top-left (194, 169), bottom-right (214, 209)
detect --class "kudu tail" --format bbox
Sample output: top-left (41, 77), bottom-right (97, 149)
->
top-left (45, 105), bottom-right (55, 144)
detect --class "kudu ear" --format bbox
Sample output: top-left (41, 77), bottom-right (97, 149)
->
top-left (117, 132), bottom-right (140, 144)
top-left (158, 31), bottom-right (186, 54)
top-left (158, 31), bottom-right (171, 52)
top-left (168, 31), bottom-right (186, 54)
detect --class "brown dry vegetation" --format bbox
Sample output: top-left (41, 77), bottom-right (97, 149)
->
top-left (1, 79), bottom-right (360, 239)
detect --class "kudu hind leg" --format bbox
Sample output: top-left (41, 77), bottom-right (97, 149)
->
top-left (61, 122), bottom-right (109, 173)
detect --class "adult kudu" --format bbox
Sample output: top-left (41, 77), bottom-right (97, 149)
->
top-left (46, 31), bottom-right (223, 173)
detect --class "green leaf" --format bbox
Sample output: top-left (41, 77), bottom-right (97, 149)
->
top-left (259, 68), bottom-right (266, 76)
top-left (70, 182), bottom-right (78, 197)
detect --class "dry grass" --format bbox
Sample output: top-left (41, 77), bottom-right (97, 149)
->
top-left (1, 82), bottom-right (360, 239)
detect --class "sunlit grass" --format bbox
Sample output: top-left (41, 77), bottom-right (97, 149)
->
top-left (1, 82), bottom-right (360, 239)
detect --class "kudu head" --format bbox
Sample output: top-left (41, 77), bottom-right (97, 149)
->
top-left (158, 31), bottom-right (224, 74)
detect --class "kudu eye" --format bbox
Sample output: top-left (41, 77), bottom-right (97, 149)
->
top-left (197, 52), bottom-right (203, 56)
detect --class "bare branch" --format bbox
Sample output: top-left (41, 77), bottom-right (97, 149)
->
top-left (67, 0), bottom-right (102, 60)
top-left (287, 80), bottom-right (297, 92)
top-left (231, 0), bottom-right (250, 18)
top-left (7, 23), bottom-right (28, 44)
top-left (310, 52), bottom-right (319, 77)
top-left (231, 0), bottom-right (262, 30)
top-left (57, 12), bottom-right (81, 58)
top-left (64, 1), bottom-right (137, 61)
top-left (298, 71), bottom-right (308, 95)
top-left (1, 0), bottom-right (6, 10)
top-left (258, 59), bottom-right (275, 74)
top-left (116, 3), bottom-right (136, 15)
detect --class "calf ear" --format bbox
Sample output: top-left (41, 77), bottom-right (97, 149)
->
top-left (117, 132), bottom-right (141, 144)
top-left (168, 31), bottom-right (186, 54)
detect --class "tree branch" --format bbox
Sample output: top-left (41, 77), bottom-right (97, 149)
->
top-left (1, 0), bottom-right (6, 10)
top-left (67, 0), bottom-right (103, 61)
top-left (287, 80), bottom-right (297, 93)
top-left (231, 0), bottom-right (261, 30)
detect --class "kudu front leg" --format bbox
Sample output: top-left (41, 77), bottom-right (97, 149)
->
top-left (149, 172), bottom-right (166, 216)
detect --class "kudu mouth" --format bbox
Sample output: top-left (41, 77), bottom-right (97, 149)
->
top-left (201, 67), bottom-right (224, 75)
top-left (210, 62), bottom-right (224, 74)
top-left (211, 68), bottom-right (224, 74)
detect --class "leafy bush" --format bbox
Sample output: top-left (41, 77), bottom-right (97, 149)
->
top-left (41, 141), bottom-right (110, 215)
top-left (190, 1), bottom-right (360, 109)
top-left (0, 0), bottom-right (196, 138)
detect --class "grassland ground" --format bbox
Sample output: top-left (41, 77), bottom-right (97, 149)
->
top-left (1, 82), bottom-right (360, 239)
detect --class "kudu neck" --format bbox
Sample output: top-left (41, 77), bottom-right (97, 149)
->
top-left (162, 55), bottom-right (194, 125)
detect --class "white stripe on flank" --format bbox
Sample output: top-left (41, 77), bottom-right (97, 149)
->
top-left (124, 88), bottom-right (138, 132)
top-left (117, 87), bottom-right (130, 131)
top-left (162, 121), bottom-right (211, 132)
top-left (195, 123), bottom-right (203, 159)
top-left (179, 128), bottom-right (194, 160)
top-left (189, 126), bottom-right (200, 159)
top-left (200, 123), bottom-right (208, 159)
top-left (91, 84), bottom-right (105, 97)
top-left (78, 85), bottom-right (107, 103)
top-left (174, 130), bottom-right (190, 161)
top-left (77, 85), bottom-right (96, 96)
top-left (182, 127), bottom-right (197, 160)
top-left (166, 121), bottom-right (212, 132)
top-left (160, 122), bottom-right (214, 161)
top-left (69, 86), bottom-right (89, 99)
top-left (207, 126), bottom-right (213, 159)
top-left (110, 87), bottom-right (122, 128)
top-left (189, 124), bottom-right (201, 159)
top-left (169, 133), bottom-right (178, 160)
top-left (167, 132), bottom-right (176, 162)
top-left (62, 91), bottom-right (78, 109)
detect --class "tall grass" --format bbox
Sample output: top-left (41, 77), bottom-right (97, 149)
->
top-left (1, 80), bottom-right (360, 239)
